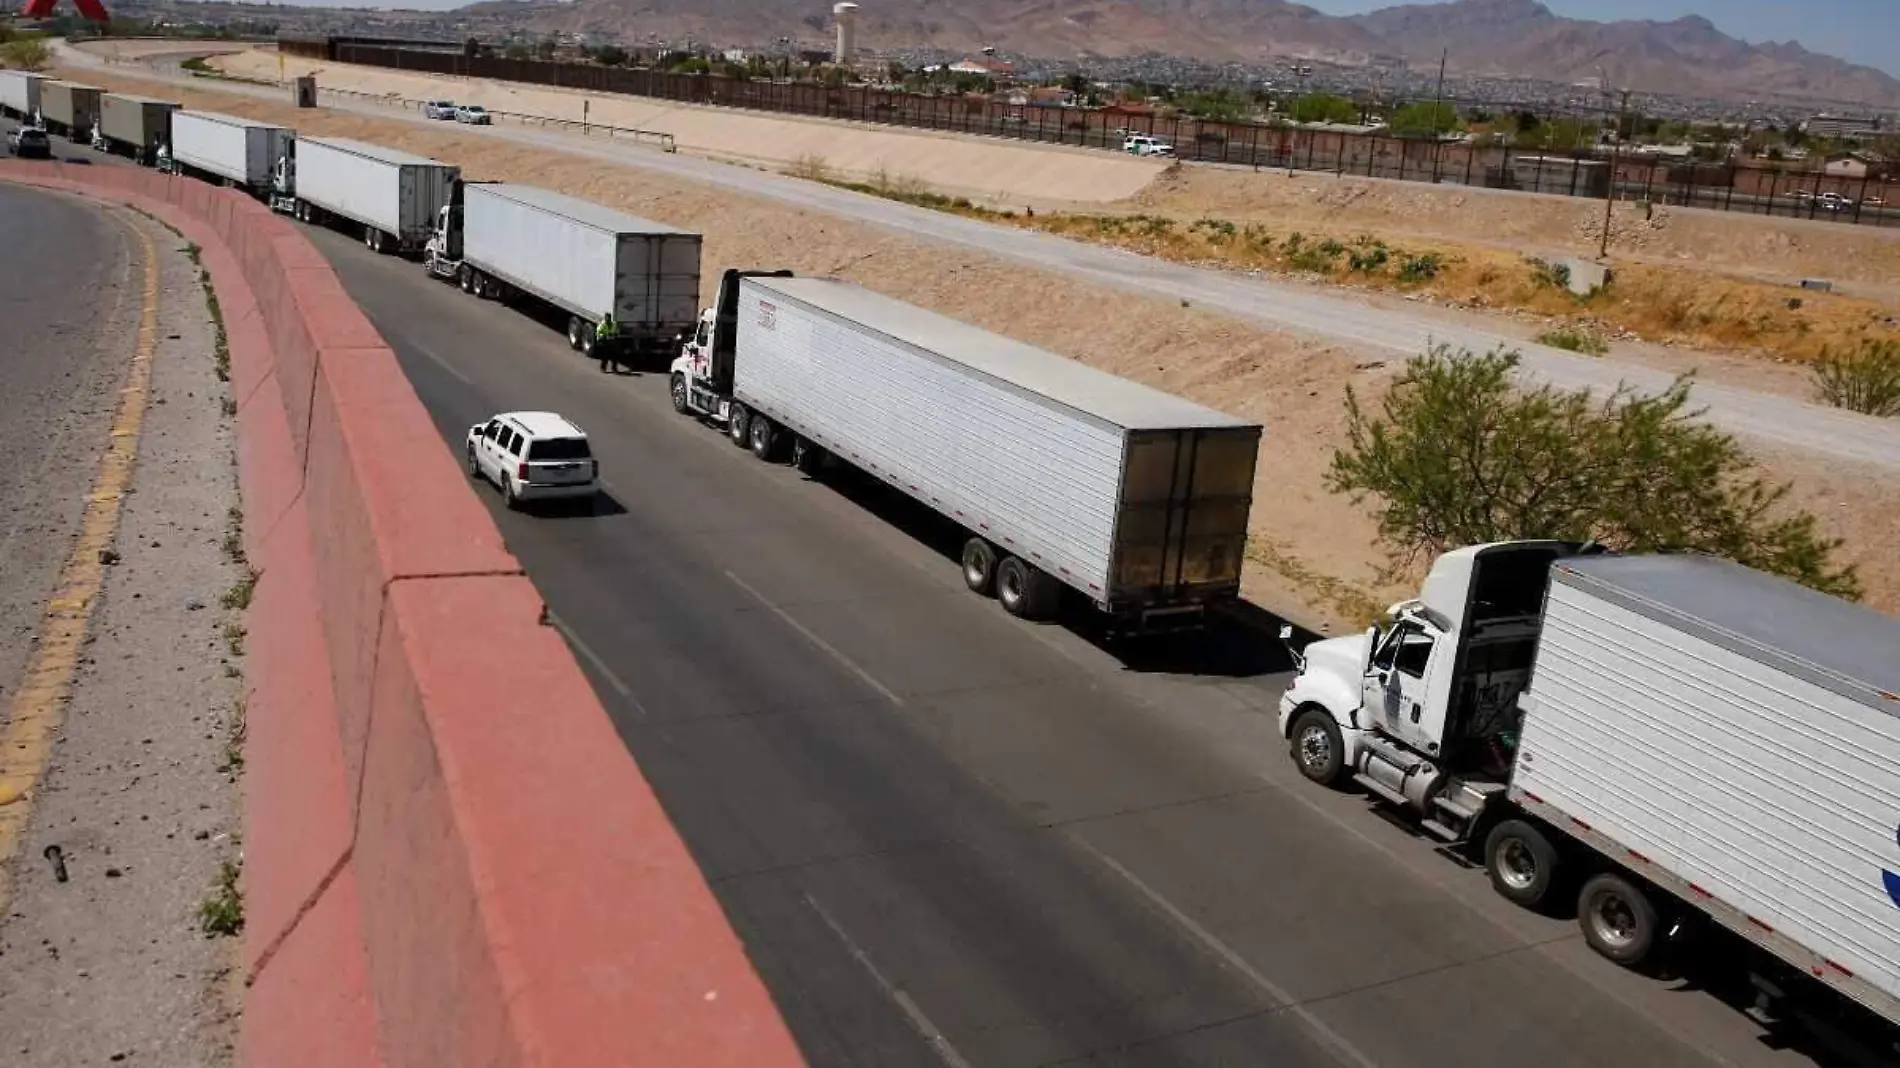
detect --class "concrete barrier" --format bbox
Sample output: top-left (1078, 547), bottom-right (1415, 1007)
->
top-left (0, 161), bottom-right (809, 1068)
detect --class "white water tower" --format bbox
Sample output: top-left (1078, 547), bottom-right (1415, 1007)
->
top-left (834, 2), bottom-right (860, 64)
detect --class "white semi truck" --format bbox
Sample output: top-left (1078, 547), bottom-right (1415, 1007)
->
top-left (425, 181), bottom-right (702, 363)
top-left (274, 136), bottom-right (459, 255)
top-left (0, 71), bottom-right (45, 123)
top-left (670, 271), bottom-right (1261, 631)
top-left (1278, 542), bottom-right (1900, 1058)
top-left (167, 111), bottom-right (294, 195)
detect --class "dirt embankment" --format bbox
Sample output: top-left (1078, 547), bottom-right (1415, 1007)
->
top-left (61, 65), bottom-right (1900, 626)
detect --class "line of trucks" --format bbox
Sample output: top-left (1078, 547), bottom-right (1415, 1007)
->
top-left (6, 66), bottom-right (1896, 1063)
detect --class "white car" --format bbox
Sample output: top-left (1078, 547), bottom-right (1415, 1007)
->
top-left (466, 411), bottom-right (598, 509)
top-left (454, 104), bottom-right (492, 126)
top-left (423, 100), bottom-right (458, 120)
top-left (1123, 134), bottom-right (1174, 157)
top-left (1816, 192), bottom-right (1855, 212)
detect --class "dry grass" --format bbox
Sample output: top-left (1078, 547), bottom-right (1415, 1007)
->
top-left (64, 65), bottom-right (1900, 627)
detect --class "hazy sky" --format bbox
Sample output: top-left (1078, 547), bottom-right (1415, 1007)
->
top-left (1303, 0), bottom-right (1898, 77)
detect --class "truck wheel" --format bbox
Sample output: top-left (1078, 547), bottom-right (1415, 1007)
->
top-left (1485, 820), bottom-right (1561, 909)
top-left (460, 265), bottom-right (476, 294)
top-left (670, 373), bottom-right (690, 414)
top-left (727, 405), bottom-right (749, 448)
top-left (579, 329), bottom-right (595, 356)
top-left (962, 538), bottom-right (997, 595)
top-left (364, 226), bottom-right (377, 251)
top-left (1289, 708), bottom-right (1346, 786)
top-left (1578, 873), bottom-right (1658, 967)
top-left (996, 557), bottom-right (1033, 617)
top-left (567, 316), bottom-right (584, 349)
top-left (792, 437), bottom-right (823, 475)
top-left (749, 414), bottom-right (777, 460)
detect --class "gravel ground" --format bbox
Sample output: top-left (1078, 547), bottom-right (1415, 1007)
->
top-left (0, 200), bottom-right (244, 1067)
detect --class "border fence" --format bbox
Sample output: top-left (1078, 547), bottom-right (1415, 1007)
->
top-left (278, 36), bottom-right (1899, 228)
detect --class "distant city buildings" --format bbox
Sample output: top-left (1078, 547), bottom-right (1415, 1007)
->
top-left (1804, 114), bottom-right (1881, 139)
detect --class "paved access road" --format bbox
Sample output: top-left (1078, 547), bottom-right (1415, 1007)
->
top-left (0, 177), bottom-right (130, 716)
top-left (293, 216), bottom-right (1823, 1068)
top-left (54, 44), bottom-right (1900, 469)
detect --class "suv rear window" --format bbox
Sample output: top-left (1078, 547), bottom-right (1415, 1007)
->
top-left (528, 437), bottom-right (591, 461)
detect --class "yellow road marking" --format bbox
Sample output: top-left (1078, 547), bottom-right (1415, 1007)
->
top-left (0, 214), bottom-right (160, 914)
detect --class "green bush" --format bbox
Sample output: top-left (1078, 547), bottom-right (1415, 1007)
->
top-left (1397, 253), bottom-right (1442, 283)
top-left (1811, 338), bottom-right (1900, 417)
top-left (1328, 344), bottom-right (1861, 599)
top-left (1535, 327), bottom-right (1609, 356)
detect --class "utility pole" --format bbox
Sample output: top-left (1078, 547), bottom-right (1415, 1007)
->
top-left (1600, 83), bottom-right (1630, 260)
top-left (1430, 47), bottom-right (1448, 182)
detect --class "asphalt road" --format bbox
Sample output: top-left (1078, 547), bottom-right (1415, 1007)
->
top-left (53, 45), bottom-right (1900, 470)
top-left (0, 178), bottom-right (131, 714)
top-left (288, 212), bottom-right (1828, 1068)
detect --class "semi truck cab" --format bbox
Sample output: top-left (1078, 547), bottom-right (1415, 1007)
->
top-left (1277, 540), bottom-right (1586, 841)
top-left (670, 268), bottom-right (794, 424)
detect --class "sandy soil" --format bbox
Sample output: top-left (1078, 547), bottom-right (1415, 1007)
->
top-left (1130, 165), bottom-right (1900, 304)
top-left (59, 64), bottom-right (1900, 627)
top-left (204, 49), bottom-right (1167, 207)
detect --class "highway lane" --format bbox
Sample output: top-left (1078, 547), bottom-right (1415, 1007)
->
top-left (0, 179), bottom-right (134, 722)
top-left (52, 46), bottom-right (1900, 470)
top-left (295, 215), bottom-right (1820, 1068)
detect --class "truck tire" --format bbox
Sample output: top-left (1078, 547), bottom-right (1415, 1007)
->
top-left (792, 436), bottom-right (823, 475)
top-left (1485, 820), bottom-right (1561, 909)
top-left (460, 265), bottom-right (476, 295)
top-left (962, 538), bottom-right (997, 595)
top-left (728, 405), bottom-right (750, 448)
top-left (567, 316), bottom-right (585, 350)
top-left (1288, 708), bottom-right (1346, 786)
top-left (670, 373), bottom-right (690, 414)
top-left (1578, 873), bottom-right (1658, 967)
top-left (1000, 556), bottom-right (1054, 619)
top-left (579, 329), bottom-right (595, 356)
top-left (749, 414), bottom-right (778, 461)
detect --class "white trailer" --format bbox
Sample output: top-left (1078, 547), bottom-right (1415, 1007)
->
top-left (0, 71), bottom-right (44, 122)
top-left (425, 182), bottom-right (702, 360)
top-left (1278, 544), bottom-right (1900, 1059)
top-left (676, 274), bottom-right (1260, 631)
top-left (168, 112), bottom-right (291, 192)
top-left (283, 137), bottom-right (459, 254)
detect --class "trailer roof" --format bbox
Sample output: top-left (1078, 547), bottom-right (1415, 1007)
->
top-left (43, 81), bottom-right (104, 92)
top-left (178, 110), bottom-right (290, 130)
top-left (476, 183), bottom-right (694, 237)
top-left (750, 277), bottom-right (1256, 432)
top-left (106, 94), bottom-right (179, 107)
top-left (1555, 554), bottom-right (1900, 715)
top-left (301, 136), bottom-right (450, 169)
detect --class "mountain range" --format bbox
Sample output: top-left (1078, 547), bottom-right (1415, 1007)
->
top-left (465, 0), bottom-right (1900, 107)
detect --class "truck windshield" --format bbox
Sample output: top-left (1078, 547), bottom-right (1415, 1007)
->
top-left (528, 438), bottom-right (591, 461)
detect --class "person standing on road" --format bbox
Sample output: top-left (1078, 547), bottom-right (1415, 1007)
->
top-left (596, 313), bottom-right (621, 373)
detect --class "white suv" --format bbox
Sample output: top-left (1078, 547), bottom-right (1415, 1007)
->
top-left (466, 411), bottom-right (598, 509)
top-left (424, 100), bottom-right (458, 120)
top-left (1123, 134), bottom-right (1174, 157)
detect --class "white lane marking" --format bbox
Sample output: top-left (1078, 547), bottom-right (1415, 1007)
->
top-left (723, 569), bottom-right (904, 707)
top-left (409, 337), bottom-right (474, 385)
top-left (804, 893), bottom-right (975, 1068)
top-left (1066, 834), bottom-right (1383, 1068)
top-left (546, 611), bottom-right (647, 717)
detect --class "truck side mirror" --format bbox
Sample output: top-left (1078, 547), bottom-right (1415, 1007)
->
top-left (1359, 626), bottom-right (1379, 678)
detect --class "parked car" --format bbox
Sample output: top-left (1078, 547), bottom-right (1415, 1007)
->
top-left (454, 104), bottom-right (492, 126)
top-left (1817, 192), bottom-right (1856, 212)
top-left (423, 100), bottom-right (458, 120)
top-left (6, 125), bottom-right (51, 159)
top-left (466, 411), bottom-right (598, 510)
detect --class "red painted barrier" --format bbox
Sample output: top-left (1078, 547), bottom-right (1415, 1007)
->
top-left (0, 162), bottom-right (809, 1068)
